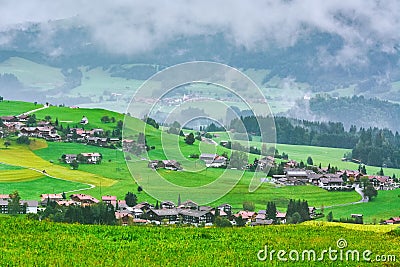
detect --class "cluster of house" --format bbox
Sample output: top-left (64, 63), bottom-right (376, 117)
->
top-left (61, 153), bottom-right (102, 164)
top-left (0, 194), bottom-right (39, 214)
top-left (0, 114), bottom-right (120, 147)
top-left (115, 199), bottom-right (317, 226)
top-left (147, 153), bottom-right (229, 171)
top-left (2, 191), bottom-right (320, 227)
top-left (1, 115), bottom-right (62, 141)
top-left (66, 128), bottom-right (120, 147)
top-left (265, 166), bottom-right (399, 191)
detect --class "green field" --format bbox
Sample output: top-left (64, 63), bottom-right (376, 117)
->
top-left (0, 100), bottom-right (43, 116)
top-left (0, 140), bottom-right (115, 187)
top-left (323, 189), bottom-right (400, 224)
top-left (0, 216), bottom-right (399, 266)
top-left (0, 176), bottom-right (90, 200)
top-left (33, 106), bottom-right (124, 131)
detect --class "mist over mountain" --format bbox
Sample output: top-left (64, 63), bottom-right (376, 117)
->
top-left (1, 1), bottom-right (400, 129)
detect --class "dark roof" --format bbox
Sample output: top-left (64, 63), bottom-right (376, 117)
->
top-left (150, 209), bottom-right (179, 216)
top-left (179, 209), bottom-right (211, 217)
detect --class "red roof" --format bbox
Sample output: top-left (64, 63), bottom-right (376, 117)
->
top-left (70, 194), bottom-right (99, 203)
top-left (235, 211), bottom-right (256, 219)
top-left (102, 195), bottom-right (117, 201)
top-left (276, 211), bottom-right (286, 218)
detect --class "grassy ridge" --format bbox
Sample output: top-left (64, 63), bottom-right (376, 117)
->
top-left (33, 106), bottom-right (124, 131)
top-left (0, 100), bottom-right (43, 116)
top-left (0, 217), bottom-right (399, 266)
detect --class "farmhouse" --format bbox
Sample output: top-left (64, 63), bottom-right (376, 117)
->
top-left (80, 116), bottom-right (89, 125)
top-left (147, 209), bottom-right (179, 224)
top-left (102, 195), bottom-right (117, 208)
top-left (383, 217), bottom-right (400, 225)
top-left (122, 139), bottom-right (135, 151)
top-left (179, 209), bottom-right (214, 225)
top-left (148, 160), bottom-right (181, 170)
top-left (199, 153), bottom-right (227, 168)
top-left (234, 211), bottom-right (257, 222)
top-left (161, 200), bottom-right (175, 209)
top-left (62, 154), bottom-right (77, 164)
top-left (134, 202), bottom-right (154, 212)
top-left (70, 194), bottom-right (99, 205)
top-left (254, 212), bottom-right (273, 226)
top-left (368, 175), bottom-right (393, 190)
top-left (41, 194), bottom-right (64, 205)
top-left (179, 200), bottom-right (199, 210)
top-left (19, 126), bottom-right (61, 141)
top-left (217, 203), bottom-right (232, 216)
top-left (0, 199), bottom-right (38, 214)
top-left (80, 153), bottom-right (102, 164)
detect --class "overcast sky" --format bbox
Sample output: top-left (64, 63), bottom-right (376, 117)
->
top-left (1, 0), bottom-right (400, 63)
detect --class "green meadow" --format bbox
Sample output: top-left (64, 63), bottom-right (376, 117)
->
top-left (323, 189), bottom-right (400, 224)
top-left (0, 100), bottom-right (43, 116)
top-left (0, 216), bottom-right (399, 267)
top-left (33, 106), bottom-right (124, 131)
top-left (0, 176), bottom-right (89, 200)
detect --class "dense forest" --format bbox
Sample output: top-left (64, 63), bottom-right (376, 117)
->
top-left (229, 115), bottom-right (400, 168)
top-left (286, 95), bottom-right (400, 131)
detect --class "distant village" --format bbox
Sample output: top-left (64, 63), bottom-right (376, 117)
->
top-left (1, 108), bottom-right (400, 226)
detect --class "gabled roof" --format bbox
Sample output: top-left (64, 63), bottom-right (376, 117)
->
top-left (276, 211), bottom-right (286, 218)
top-left (70, 194), bottom-right (99, 203)
top-left (20, 200), bottom-right (39, 207)
top-left (150, 209), bottom-right (179, 216)
top-left (235, 210), bottom-right (256, 219)
top-left (161, 200), bottom-right (175, 206)
top-left (80, 152), bottom-right (101, 157)
top-left (180, 200), bottom-right (198, 207)
top-left (179, 209), bottom-right (211, 217)
top-left (102, 195), bottom-right (117, 201)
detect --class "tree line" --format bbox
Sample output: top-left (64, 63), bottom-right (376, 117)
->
top-left (229, 115), bottom-right (400, 168)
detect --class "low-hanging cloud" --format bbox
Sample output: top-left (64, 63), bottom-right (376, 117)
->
top-left (0, 0), bottom-right (400, 64)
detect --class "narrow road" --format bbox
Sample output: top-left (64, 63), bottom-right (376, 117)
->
top-left (18, 104), bottom-right (49, 116)
top-left (321, 184), bottom-right (368, 209)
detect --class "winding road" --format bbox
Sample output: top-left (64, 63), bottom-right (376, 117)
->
top-left (321, 184), bottom-right (368, 209)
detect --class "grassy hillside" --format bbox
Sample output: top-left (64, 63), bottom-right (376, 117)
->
top-left (0, 140), bottom-right (115, 187)
top-left (323, 189), bottom-right (400, 224)
top-left (0, 217), bottom-right (399, 266)
top-left (1, 102), bottom-right (398, 221)
top-left (0, 100), bottom-right (43, 116)
top-left (33, 106), bottom-right (124, 131)
top-left (0, 57), bottom-right (64, 90)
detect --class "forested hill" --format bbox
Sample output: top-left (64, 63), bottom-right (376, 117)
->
top-left (230, 116), bottom-right (400, 168)
top-left (285, 95), bottom-right (400, 132)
